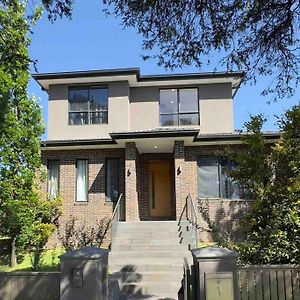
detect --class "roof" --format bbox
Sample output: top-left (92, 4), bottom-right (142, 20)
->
top-left (41, 130), bottom-right (280, 149)
top-left (32, 67), bottom-right (244, 96)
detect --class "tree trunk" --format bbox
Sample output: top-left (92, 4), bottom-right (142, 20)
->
top-left (10, 237), bottom-right (17, 267)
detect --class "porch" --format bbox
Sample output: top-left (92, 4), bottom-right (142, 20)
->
top-left (123, 140), bottom-right (188, 221)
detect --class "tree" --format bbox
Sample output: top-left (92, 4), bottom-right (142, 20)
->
top-left (0, 1), bottom-right (61, 267)
top-left (101, 0), bottom-right (300, 100)
top-left (223, 104), bottom-right (300, 264)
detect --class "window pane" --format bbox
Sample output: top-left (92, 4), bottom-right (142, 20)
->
top-left (160, 114), bottom-right (178, 126)
top-left (76, 160), bottom-right (88, 202)
top-left (69, 112), bottom-right (88, 125)
top-left (106, 159), bottom-right (119, 202)
top-left (47, 160), bottom-right (59, 199)
top-left (220, 161), bottom-right (243, 199)
top-left (69, 89), bottom-right (89, 111)
top-left (179, 88), bottom-right (198, 112)
top-left (198, 156), bottom-right (220, 198)
top-left (90, 88), bottom-right (108, 111)
top-left (160, 89), bottom-right (178, 114)
top-left (179, 113), bottom-right (199, 125)
top-left (90, 112), bottom-right (108, 124)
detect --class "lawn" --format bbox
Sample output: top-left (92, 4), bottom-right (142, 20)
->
top-left (0, 248), bottom-right (64, 272)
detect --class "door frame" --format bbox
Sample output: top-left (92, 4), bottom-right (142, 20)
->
top-left (148, 159), bottom-right (175, 220)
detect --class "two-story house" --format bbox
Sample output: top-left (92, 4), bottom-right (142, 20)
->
top-left (33, 68), bottom-right (277, 240)
top-left (33, 68), bottom-right (280, 298)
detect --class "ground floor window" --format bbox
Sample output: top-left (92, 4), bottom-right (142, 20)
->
top-left (76, 159), bottom-right (88, 202)
top-left (105, 158), bottom-right (119, 202)
top-left (47, 160), bottom-right (59, 199)
top-left (197, 156), bottom-right (243, 199)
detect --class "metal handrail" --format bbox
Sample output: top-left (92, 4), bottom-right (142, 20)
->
top-left (110, 193), bottom-right (124, 247)
top-left (186, 194), bottom-right (198, 249)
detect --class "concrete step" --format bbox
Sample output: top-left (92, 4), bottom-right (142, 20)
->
top-left (109, 257), bottom-right (188, 265)
top-left (114, 231), bottom-right (180, 238)
top-left (118, 221), bottom-right (178, 227)
top-left (112, 238), bottom-right (182, 245)
top-left (110, 250), bottom-right (191, 259)
top-left (109, 263), bottom-right (185, 273)
top-left (111, 271), bottom-right (183, 282)
top-left (120, 281), bottom-right (182, 296)
top-left (111, 244), bottom-right (188, 252)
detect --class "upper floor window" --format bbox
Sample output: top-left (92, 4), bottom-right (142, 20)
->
top-left (159, 88), bottom-right (199, 126)
top-left (68, 87), bottom-right (108, 125)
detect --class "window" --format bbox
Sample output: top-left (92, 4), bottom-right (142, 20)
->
top-left (197, 156), bottom-right (243, 199)
top-left (159, 88), bottom-right (199, 126)
top-left (69, 87), bottom-right (108, 125)
top-left (76, 159), bottom-right (88, 202)
top-left (106, 159), bottom-right (119, 202)
top-left (47, 160), bottom-right (59, 199)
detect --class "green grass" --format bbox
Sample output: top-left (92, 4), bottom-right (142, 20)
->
top-left (0, 248), bottom-right (65, 272)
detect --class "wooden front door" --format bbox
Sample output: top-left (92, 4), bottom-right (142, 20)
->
top-left (148, 161), bottom-right (173, 218)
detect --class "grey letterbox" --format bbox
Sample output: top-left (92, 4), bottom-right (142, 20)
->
top-left (60, 247), bottom-right (108, 300)
top-left (191, 247), bottom-right (239, 300)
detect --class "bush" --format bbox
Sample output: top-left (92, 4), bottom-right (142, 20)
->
top-left (59, 216), bottom-right (109, 252)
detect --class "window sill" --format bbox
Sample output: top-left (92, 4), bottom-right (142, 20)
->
top-left (198, 197), bottom-right (252, 202)
top-left (74, 202), bottom-right (89, 206)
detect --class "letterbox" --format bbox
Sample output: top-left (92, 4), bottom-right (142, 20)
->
top-left (191, 247), bottom-right (239, 300)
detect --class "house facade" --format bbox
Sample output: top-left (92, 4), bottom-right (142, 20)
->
top-left (33, 68), bottom-right (277, 241)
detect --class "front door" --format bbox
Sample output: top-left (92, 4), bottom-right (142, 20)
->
top-left (148, 160), bottom-right (173, 218)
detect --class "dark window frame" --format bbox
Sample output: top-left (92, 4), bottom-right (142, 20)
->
top-left (75, 159), bottom-right (89, 202)
top-left (159, 87), bottom-right (200, 126)
top-left (68, 86), bottom-right (108, 125)
top-left (47, 159), bottom-right (60, 199)
top-left (105, 158), bottom-right (120, 202)
top-left (197, 155), bottom-right (243, 200)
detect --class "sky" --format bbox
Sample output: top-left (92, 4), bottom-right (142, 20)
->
top-left (28, 1), bottom-right (300, 139)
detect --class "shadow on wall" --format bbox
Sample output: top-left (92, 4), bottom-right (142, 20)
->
top-left (197, 199), bottom-right (251, 243)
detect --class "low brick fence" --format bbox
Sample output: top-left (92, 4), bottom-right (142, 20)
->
top-left (0, 272), bottom-right (60, 300)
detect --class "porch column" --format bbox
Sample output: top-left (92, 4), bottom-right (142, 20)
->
top-left (125, 142), bottom-right (140, 221)
top-left (174, 140), bottom-right (187, 220)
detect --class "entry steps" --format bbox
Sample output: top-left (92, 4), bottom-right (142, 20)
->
top-left (109, 221), bottom-right (192, 299)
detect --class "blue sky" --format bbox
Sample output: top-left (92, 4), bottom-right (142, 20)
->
top-left (28, 1), bottom-right (299, 139)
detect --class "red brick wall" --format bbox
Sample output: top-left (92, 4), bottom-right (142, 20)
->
top-left (125, 142), bottom-right (140, 221)
top-left (41, 143), bottom-right (250, 244)
top-left (184, 145), bottom-right (250, 242)
top-left (41, 148), bottom-right (125, 241)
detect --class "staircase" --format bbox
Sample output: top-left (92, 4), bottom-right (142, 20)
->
top-left (109, 221), bottom-right (192, 300)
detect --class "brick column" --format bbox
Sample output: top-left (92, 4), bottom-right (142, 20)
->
top-left (174, 140), bottom-right (187, 220)
top-left (125, 142), bottom-right (140, 221)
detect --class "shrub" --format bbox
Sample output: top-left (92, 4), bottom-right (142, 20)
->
top-left (59, 216), bottom-right (109, 252)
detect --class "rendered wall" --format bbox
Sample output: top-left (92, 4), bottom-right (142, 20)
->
top-left (47, 81), bottom-right (130, 140)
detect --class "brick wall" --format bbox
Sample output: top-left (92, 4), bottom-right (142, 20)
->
top-left (41, 148), bottom-right (125, 245)
top-left (184, 144), bottom-right (250, 242)
top-left (41, 143), bottom-right (251, 244)
top-left (125, 142), bottom-right (140, 221)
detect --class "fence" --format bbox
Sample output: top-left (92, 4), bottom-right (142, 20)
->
top-left (239, 265), bottom-right (300, 300)
top-left (0, 271), bottom-right (60, 300)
